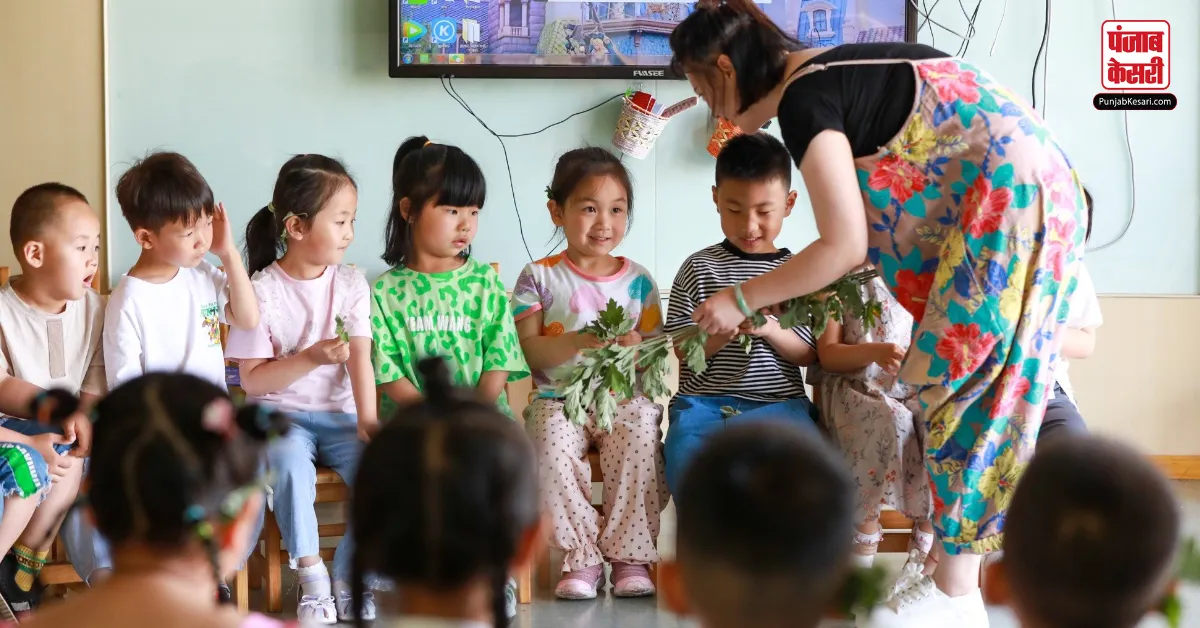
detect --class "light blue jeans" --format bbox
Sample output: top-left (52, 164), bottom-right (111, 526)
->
top-left (664, 395), bottom-right (818, 498)
top-left (266, 411), bottom-right (363, 584)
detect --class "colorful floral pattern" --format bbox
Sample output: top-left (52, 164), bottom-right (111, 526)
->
top-left (843, 58), bottom-right (1085, 554)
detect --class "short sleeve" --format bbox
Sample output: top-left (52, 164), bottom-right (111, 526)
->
top-left (1067, 264), bottom-right (1103, 329)
top-left (777, 75), bottom-right (846, 166)
top-left (102, 286), bottom-right (145, 390)
top-left (510, 263), bottom-right (545, 322)
top-left (343, 268), bottom-right (372, 339)
top-left (203, 261), bottom-right (231, 324)
top-left (370, 276), bottom-right (409, 386)
top-left (664, 259), bottom-right (698, 335)
top-left (224, 279), bottom-right (277, 360)
top-left (483, 273), bottom-right (530, 380)
top-left (790, 324), bottom-right (817, 349)
top-left (635, 271), bottom-right (665, 339)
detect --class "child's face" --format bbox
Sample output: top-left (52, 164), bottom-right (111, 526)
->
top-left (405, 198), bottom-right (480, 261)
top-left (138, 211), bottom-right (214, 268)
top-left (551, 174), bottom-right (629, 259)
top-left (292, 184), bottom-right (357, 266)
top-left (26, 199), bottom-right (101, 301)
top-left (713, 177), bottom-right (796, 254)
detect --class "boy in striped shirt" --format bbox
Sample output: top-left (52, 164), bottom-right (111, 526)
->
top-left (663, 133), bottom-right (819, 498)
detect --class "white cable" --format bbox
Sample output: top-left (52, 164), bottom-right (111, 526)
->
top-left (989, 0), bottom-right (1009, 56)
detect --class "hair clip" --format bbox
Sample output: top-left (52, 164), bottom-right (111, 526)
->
top-left (184, 504), bottom-right (207, 524)
top-left (544, 185), bottom-right (554, 201)
top-left (201, 398), bottom-right (235, 440)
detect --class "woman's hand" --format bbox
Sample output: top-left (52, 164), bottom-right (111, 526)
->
top-left (692, 287), bottom-right (747, 335)
top-left (615, 330), bottom-right (642, 347)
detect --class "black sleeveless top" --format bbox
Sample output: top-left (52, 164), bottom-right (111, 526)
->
top-left (777, 43), bottom-right (951, 164)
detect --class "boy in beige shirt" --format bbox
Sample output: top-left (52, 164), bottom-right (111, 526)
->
top-left (0, 183), bottom-right (105, 617)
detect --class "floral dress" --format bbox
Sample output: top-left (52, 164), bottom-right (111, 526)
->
top-left (790, 57), bottom-right (1086, 555)
top-left (811, 277), bottom-right (932, 526)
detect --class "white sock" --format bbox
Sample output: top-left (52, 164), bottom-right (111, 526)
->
top-left (297, 562), bottom-right (331, 599)
top-left (333, 580), bottom-right (352, 598)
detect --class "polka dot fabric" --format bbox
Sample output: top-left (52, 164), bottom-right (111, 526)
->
top-left (525, 396), bottom-right (668, 572)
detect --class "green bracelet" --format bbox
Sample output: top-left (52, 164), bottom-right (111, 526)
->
top-left (733, 283), bottom-right (755, 318)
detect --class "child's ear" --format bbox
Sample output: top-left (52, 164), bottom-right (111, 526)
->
top-left (284, 214), bottom-right (306, 241)
top-left (711, 185), bottom-right (718, 208)
top-left (784, 190), bottom-right (798, 216)
top-left (981, 553), bottom-right (1011, 607)
top-left (21, 239), bottom-right (44, 269)
top-left (659, 561), bottom-right (691, 617)
top-left (510, 514), bottom-right (549, 576)
top-left (134, 228), bottom-right (155, 250)
top-left (398, 198), bottom-right (412, 222)
top-left (546, 201), bottom-right (564, 227)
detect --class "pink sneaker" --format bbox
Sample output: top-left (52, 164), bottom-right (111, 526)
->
top-left (610, 562), bottom-right (655, 598)
top-left (554, 564), bottom-right (604, 600)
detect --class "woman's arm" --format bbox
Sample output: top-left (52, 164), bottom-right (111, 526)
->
top-left (1060, 327), bottom-right (1097, 360)
top-left (742, 131), bottom-right (869, 310)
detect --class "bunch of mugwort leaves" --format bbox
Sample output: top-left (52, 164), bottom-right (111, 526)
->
top-left (558, 269), bottom-right (882, 431)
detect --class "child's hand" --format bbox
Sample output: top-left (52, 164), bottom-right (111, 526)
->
top-left (872, 343), bottom-right (906, 374)
top-left (357, 417), bottom-right (380, 443)
top-left (615, 330), bottom-right (642, 347)
top-left (31, 433), bottom-right (73, 481)
top-left (739, 316), bottom-right (780, 338)
top-left (572, 332), bottom-right (607, 351)
top-left (304, 338), bottom-right (351, 366)
top-left (209, 202), bottom-right (237, 260)
top-left (61, 412), bottom-right (93, 458)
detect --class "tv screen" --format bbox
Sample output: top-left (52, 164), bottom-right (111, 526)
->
top-left (389, 0), bottom-right (917, 79)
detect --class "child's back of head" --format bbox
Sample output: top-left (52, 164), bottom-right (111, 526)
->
top-left (995, 436), bottom-right (1180, 628)
top-left (666, 421), bottom-right (854, 628)
top-left (350, 357), bottom-right (539, 627)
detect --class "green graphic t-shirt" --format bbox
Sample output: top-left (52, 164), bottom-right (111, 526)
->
top-left (370, 259), bottom-right (529, 417)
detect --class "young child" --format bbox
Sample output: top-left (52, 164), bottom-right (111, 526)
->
top-left (348, 357), bottom-right (543, 628)
top-left (660, 421), bottom-right (855, 628)
top-left (983, 436), bottom-right (1180, 628)
top-left (104, 151), bottom-right (259, 391)
top-left (810, 274), bottom-right (935, 575)
top-left (371, 137), bottom-right (528, 615)
top-left (1040, 187), bottom-right (1100, 442)
top-left (663, 132), bottom-right (819, 498)
top-left (511, 146), bottom-right (667, 600)
top-left (0, 183), bottom-right (101, 615)
top-left (224, 155), bottom-right (375, 623)
top-left (19, 373), bottom-right (296, 628)
top-left (371, 136), bottom-right (528, 416)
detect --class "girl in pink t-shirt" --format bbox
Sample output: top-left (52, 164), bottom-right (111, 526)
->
top-left (510, 148), bottom-right (667, 600)
top-left (225, 155), bottom-right (376, 625)
top-left (19, 373), bottom-right (295, 628)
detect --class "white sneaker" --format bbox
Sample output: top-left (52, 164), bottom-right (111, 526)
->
top-left (886, 549), bottom-right (928, 601)
top-left (867, 576), bottom-right (988, 628)
top-left (337, 590), bottom-right (376, 622)
top-left (297, 595), bottom-right (337, 625)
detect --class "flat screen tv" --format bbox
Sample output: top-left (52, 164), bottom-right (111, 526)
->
top-left (389, 0), bottom-right (918, 79)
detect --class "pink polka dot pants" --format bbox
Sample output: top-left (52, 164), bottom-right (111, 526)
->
top-left (525, 396), bottom-right (668, 573)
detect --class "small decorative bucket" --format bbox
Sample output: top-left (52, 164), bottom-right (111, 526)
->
top-left (612, 97), bottom-right (671, 160)
top-left (706, 117), bottom-right (743, 158)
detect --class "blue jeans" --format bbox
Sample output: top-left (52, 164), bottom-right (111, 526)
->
top-left (664, 396), bottom-right (818, 498)
top-left (0, 417), bottom-right (112, 582)
top-left (265, 411), bottom-right (362, 583)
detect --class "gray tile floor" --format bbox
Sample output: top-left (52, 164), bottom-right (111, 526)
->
top-left (280, 482), bottom-right (1200, 627)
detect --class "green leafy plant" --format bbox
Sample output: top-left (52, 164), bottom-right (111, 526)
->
top-left (559, 270), bottom-right (881, 430)
top-left (836, 565), bottom-right (889, 618)
top-left (1161, 537), bottom-right (1200, 628)
top-left (335, 316), bottom-right (350, 342)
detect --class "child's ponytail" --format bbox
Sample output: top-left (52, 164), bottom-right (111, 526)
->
top-left (383, 136), bottom-right (487, 268)
top-left (243, 154), bottom-right (356, 276)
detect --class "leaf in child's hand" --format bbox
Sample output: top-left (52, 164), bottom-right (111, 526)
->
top-left (682, 332), bottom-right (708, 373)
top-left (595, 391), bottom-right (618, 432)
top-left (335, 316), bottom-right (350, 342)
top-left (738, 334), bottom-right (754, 354)
top-left (642, 360), bottom-right (671, 401)
top-left (616, 318), bottom-right (637, 337)
top-left (563, 383), bottom-right (586, 426)
top-left (748, 312), bottom-right (768, 328)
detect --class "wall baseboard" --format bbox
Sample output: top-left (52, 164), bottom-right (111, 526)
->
top-left (1154, 456), bottom-right (1200, 480)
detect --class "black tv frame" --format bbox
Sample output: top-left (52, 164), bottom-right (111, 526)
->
top-left (388, 1), bottom-right (918, 79)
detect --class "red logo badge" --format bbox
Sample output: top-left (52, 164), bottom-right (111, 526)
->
top-left (1102, 20), bottom-right (1170, 90)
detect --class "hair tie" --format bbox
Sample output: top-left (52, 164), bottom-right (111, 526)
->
top-left (267, 202), bottom-right (276, 214)
top-left (184, 504), bottom-right (207, 524)
top-left (424, 140), bottom-right (434, 147)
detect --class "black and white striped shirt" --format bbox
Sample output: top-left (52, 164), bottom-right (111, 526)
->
top-left (665, 241), bottom-right (815, 402)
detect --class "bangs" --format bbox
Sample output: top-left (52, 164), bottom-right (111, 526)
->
top-left (431, 155), bottom-right (487, 209)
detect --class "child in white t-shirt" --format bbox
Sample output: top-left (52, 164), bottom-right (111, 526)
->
top-left (225, 154), bottom-right (375, 624)
top-left (104, 151), bottom-right (259, 391)
top-left (97, 152), bottom-right (259, 594)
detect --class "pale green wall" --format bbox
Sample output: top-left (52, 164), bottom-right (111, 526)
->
top-left (106, 0), bottom-right (1197, 293)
